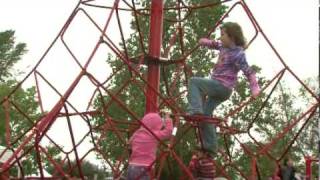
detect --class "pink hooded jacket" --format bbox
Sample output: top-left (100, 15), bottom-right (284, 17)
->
top-left (129, 113), bottom-right (173, 167)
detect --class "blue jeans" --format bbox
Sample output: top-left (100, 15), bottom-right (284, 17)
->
top-left (127, 165), bottom-right (150, 180)
top-left (188, 77), bottom-right (232, 152)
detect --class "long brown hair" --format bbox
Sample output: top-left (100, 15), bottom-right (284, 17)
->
top-left (221, 22), bottom-right (246, 48)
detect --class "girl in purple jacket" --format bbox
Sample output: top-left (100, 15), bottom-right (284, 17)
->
top-left (127, 113), bottom-right (173, 180)
top-left (188, 22), bottom-right (260, 154)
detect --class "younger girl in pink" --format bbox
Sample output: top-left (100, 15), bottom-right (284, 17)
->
top-left (127, 113), bottom-right (173, 180)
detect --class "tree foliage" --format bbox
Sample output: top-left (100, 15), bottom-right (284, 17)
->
top-left (0, 30), bottom-right (63, 177)
top-left (0, 30), bottom-right (26, 82)
top-left (92, 0), bottom-right (227, 177)
top-left (46, 160), bottom-right (109, 179)
top-left (91, 0), bottom-right (318, 178)
top-left (0, 30), bottom-right (31, 144)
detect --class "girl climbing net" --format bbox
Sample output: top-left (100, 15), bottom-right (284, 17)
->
top-left (187, 21), bottom-right (261, 156)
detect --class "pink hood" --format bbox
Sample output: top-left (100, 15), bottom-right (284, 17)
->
top-left (140, 113), bottom-right (162, 131)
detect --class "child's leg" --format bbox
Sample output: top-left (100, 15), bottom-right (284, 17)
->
top-left (188, 77), bottom-right (205, 114)
top-left (199, 121), bottom-right (217, 153)
top-left (200, 81), bottom-right (231, 153)
top-left (127, 165), bottom-right (150, 180)
top-left (188, 77), bottom-right (223, 115)
top-left (197, 98), bottom-right (219, 153)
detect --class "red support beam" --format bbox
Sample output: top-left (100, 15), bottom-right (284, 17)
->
top-left (305, 156), bottom-right (312, 180)
top-left (305, 156), bottom-right (318, 180)
top-left (145, 0), bottom-right (164, 113)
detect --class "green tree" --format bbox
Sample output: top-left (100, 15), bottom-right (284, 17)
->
top-left (0, 30), bottom-right (26, 82)
top-left (222, 76), bottom-right (319, 178)
top-left (0, 30), bottom-right (41, 176)
top-left (92, 0), bottom-right (227, 178)
top-left (0, 30), bottom-right (28, 144)
top-left (0, 30), bottom-right (61, 177)
top-left (295, 77), bottom-right (319, 177)
top-left (46, 160), bottom-right (109, 179)
top-left (91, 1), bottom-right (317, 179)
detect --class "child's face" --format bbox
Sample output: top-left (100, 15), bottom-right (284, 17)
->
top-left (196, 150), bottom-right (205, 158)
top-left (219, 29), bottom-right (234, 48)
top-left (287, 159), bottom-right (293, 166)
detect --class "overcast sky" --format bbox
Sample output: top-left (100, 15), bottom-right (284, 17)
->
top-left (0, 0), bottom-right (318, 80)
top-left (0, 0), bottom-right (318, 173)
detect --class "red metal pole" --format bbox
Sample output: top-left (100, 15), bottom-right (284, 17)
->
top-left (4, 98), bottom-right (11, 147)
top-left (145, 0), bottom-right (164, 113)
top-left (305, 156), bottom-right (312, 180)
top-left (251, 157), bottom-right (257, 180)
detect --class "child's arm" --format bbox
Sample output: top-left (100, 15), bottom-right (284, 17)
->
top-left (154, 113), bottom-right (173, 139)
top-left (236, 54), bottom-right (261, 98)
top-left (198, 38), bottom-right (221, 50)
top-left (248, 73), bottom-right (260, 98)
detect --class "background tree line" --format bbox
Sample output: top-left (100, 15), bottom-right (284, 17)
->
top-left (90, 0), bottom-right (319, 178)
top-left (0, 0), bottom-right (318, 178)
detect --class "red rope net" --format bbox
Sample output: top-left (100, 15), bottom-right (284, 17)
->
top-left (0, 0), bottom-right (318, 179)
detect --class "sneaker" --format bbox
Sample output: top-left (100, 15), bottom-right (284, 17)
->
top-left (185, 111), bottom-right (203, 115)
top-left (184, 112), bottom-right (206, 118)
top-left (184, 114), bottom-right (214, 124)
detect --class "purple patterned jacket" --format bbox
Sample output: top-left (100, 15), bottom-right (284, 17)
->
top-left (199, 38), bottom-right (260, 94)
